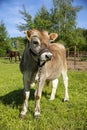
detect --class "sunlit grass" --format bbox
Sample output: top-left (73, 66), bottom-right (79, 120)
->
top-left (0, 58), bottom-right (87, 130)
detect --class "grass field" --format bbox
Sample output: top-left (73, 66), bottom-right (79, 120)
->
top-left (0, 58), bottom-right (87, 130)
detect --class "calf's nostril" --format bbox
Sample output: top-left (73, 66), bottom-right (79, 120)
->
top-left (45, 54), bottom-right (52, 60)
top-left (46, 55), bottom-right (49, 59)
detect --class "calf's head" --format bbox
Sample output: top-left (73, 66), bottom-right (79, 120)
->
top-left (26, 29), bottom-right (58, 61)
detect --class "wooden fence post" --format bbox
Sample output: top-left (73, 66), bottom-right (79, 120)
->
top-left (74, 46), bottom-right (76, 69)
top-left (67, 48), bottom-right (69, 59)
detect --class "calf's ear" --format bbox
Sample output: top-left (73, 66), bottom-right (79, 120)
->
top-left (26, 30), bottom-right (31, 41)
top-left (49, 33), bottom-right (58, 42)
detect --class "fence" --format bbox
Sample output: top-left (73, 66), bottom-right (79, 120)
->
top-left (67, 46), bottom-right (87, 70)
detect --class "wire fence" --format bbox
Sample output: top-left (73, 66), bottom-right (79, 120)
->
top-left (67, 46), bottom-right (87, 70)
top-left (0, 45), bottom-right (87, 70)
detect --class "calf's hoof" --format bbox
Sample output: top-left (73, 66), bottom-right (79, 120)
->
top-left (19, 110), bottom-right (27, 118)
top-left (19, 113), bottom-right (24, 118)
top-left (63, 98), bottom-right (69, 102)
top-left (34, 111), bottom-right (40, 117)
top-left (49, 97), bottom-right (55, 100)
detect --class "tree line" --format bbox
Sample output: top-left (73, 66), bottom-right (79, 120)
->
top-left (0, 0), bottom-right (87, 57)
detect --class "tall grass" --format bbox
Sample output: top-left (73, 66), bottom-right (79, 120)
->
top-left (0, 58), bottom-right (87, 130)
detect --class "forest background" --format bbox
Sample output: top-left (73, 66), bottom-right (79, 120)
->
top-left (0, 0), bottom-right (87, 56)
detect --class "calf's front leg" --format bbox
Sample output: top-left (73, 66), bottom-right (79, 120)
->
top-left (34, 78), bottom-right (45, 117)
top-left (20, 75), bottom-right (30, 118)
top-left (20, 91), bottom-right (30, 117)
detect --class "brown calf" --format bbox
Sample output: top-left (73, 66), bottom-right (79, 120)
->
top-left (20, 29), bottom-right (69, 117)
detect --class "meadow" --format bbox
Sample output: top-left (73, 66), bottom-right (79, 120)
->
top-left (0, 58), bottom-right (87, 130)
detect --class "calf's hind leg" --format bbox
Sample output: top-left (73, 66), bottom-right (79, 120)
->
top-left (62, 70), bottom-right (69, 101)
top-left (50, 79), bottom-right (58, 100)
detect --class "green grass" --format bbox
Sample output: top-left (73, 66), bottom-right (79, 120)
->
top-left (0, 58), bottom-right (87, 130)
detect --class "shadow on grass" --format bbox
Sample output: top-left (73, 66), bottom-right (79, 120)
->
top-left (0, 88), bottom-right (35, 109)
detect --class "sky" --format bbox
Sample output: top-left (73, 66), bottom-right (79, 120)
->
top-left (0, 0), bottom-right (87, 37)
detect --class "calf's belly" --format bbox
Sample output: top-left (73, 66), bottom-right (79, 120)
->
top-left (46, 70), bottom-right (61, 80)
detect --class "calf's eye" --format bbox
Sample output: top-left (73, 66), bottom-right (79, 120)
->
top-left (33, 41), bottom-right (38, 45)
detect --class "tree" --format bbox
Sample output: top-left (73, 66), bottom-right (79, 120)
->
top-left (0, 20), bottom-right (12, 56)
top-left (17, 6), bottom-right (52, 31)
top-left (11, 37), bottom-right (26, 55)
top-left (83, 29), bottom-right (87, 43)
top-left (75, 28), bottom-right (86, 51)
top-left (51, 0), bottom-right (82, 46)
top-left (17, 0), bottom-right (85, 48)
top-left (17, 5), bottom-right (35, 31)
top-left (34, 6), bottom-right (52, 30)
